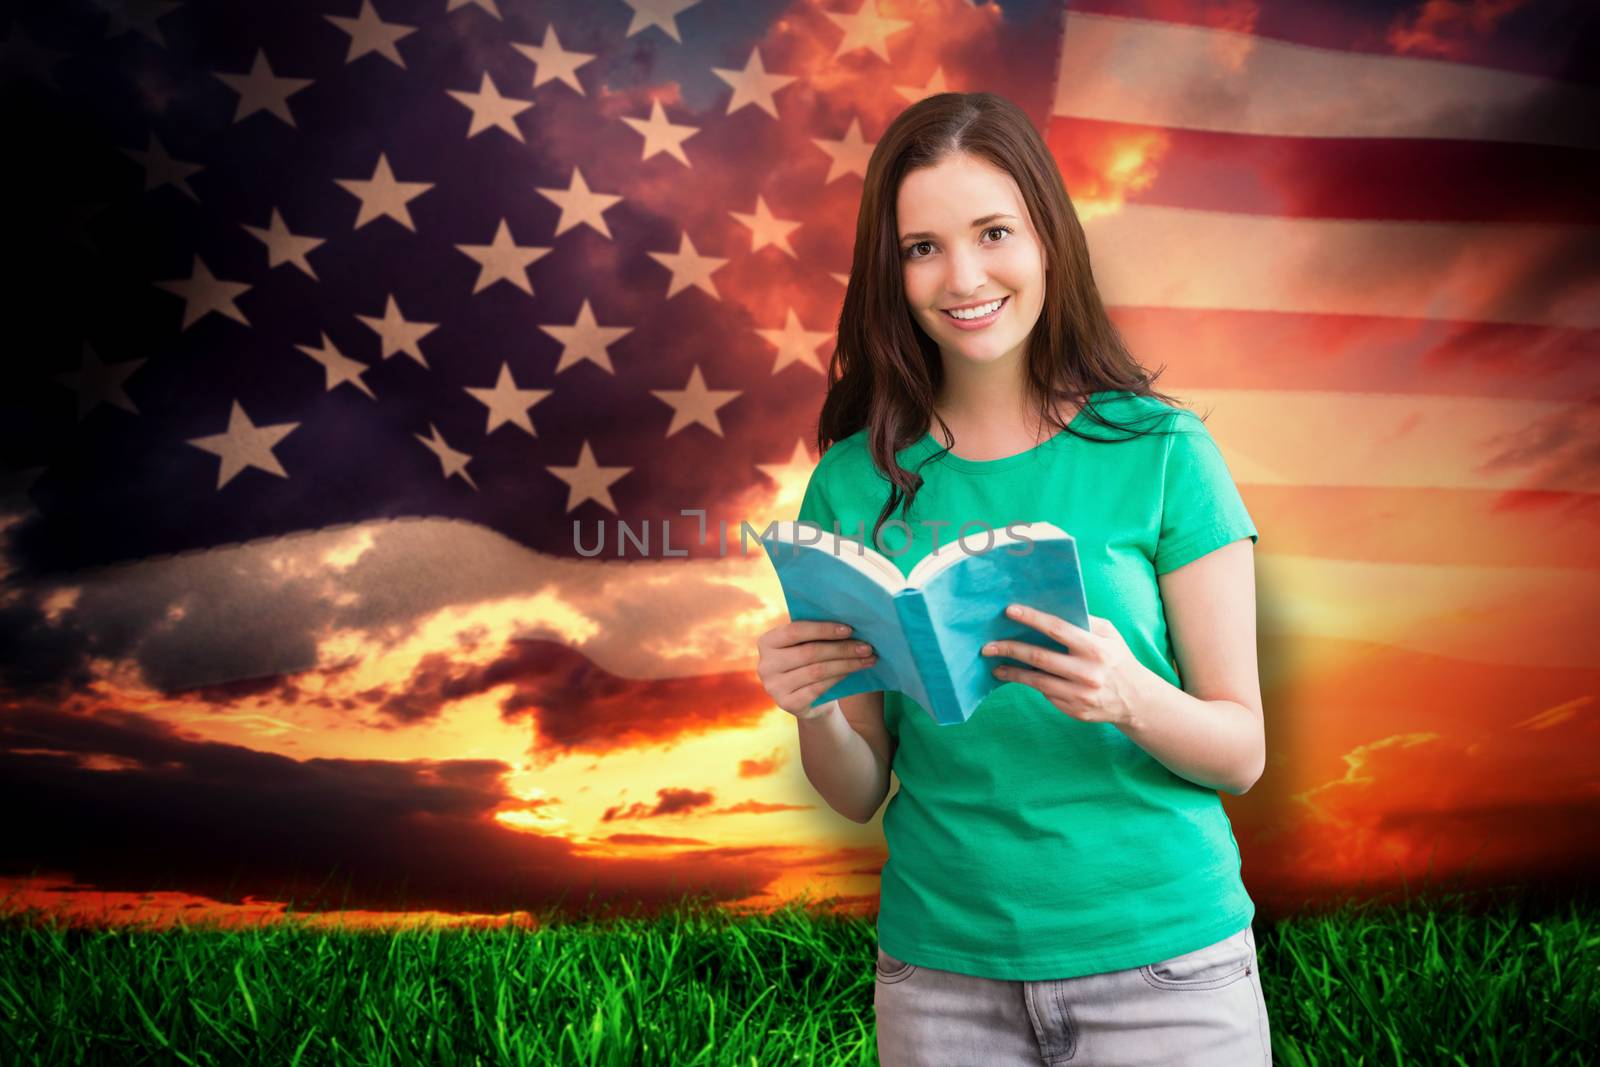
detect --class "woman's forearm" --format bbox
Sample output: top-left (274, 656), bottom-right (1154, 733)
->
top-left (1117, 671), bottom-right (1265, 795)
top-left (795, 701), bottom-right (892, 824)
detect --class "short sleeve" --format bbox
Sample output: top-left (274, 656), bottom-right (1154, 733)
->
top-left (1154, 414), bottom-right (1258, 575)
top-left (795, 454), bottom-right (837, 532)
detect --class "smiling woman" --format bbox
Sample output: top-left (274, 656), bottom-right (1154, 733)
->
top-left (779, 90), bottom-right (1273, 1066)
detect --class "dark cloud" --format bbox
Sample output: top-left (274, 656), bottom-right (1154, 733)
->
top-left (602, 833), bottom-right (710, 846)
top-left (371, 637), bottom-right (772, 757)
top-left (0, 584), bottom-right (98, 700)
top-left (0, 704), bottom-right (794, 919)
top-left (602, 787), bottom-right (716, 822)
top-left (0, 513), bottom-right (782, 736)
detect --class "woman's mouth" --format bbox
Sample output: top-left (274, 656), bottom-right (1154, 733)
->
top-left (941, 295), bottom-right (1008, 330)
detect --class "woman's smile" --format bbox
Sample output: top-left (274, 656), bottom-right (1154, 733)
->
top-left (941, 294), bottom-right (1009, 330)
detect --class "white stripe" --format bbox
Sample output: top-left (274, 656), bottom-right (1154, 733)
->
top-left (1084, 203), bottom-right (1600, 330)
top-left (1054, 11), bottom-right (1600, 149)
top-left (1181, 388), bottom-right (1593, 493)
top-left (1260, 554), bottom-right (1597, 669)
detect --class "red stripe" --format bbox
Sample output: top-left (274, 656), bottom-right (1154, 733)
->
top-left (1059, 1), bottom-right (1595, 82)
top-left (1108, 306), bottom-right (1600, 401)
top-left (1241, 485), bottom-right (1600, 569)
top-left (1045, 115), bottom-right (1600, 225)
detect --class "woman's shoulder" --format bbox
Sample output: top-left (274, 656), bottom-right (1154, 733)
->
top-left (814, 428), bottom-right (866, 467)
top-left (805, 429), bottom-right (869, 493)
top-left (1089, 389), bottom-right (1225, 438)
top-left (816, 427), bottom-right (896, 473)
top-left (813, 426), bottom-right (943, 493)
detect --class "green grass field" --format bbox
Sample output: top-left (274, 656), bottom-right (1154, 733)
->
top-left (1, 880), bottom-right (1593, 1065)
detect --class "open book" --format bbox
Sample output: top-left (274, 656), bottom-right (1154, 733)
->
top-left (760, 520), bottom-right (1090, 726)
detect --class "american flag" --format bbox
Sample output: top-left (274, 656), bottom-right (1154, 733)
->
top-left (1, 0), bottom-right (1596, 925)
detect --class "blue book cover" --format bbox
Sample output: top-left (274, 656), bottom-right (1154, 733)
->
top-left (760, 520), bottom-right (1091, 726)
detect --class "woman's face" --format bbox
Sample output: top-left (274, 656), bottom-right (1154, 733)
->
top-left (897, 152), bottom-right (1047, 375)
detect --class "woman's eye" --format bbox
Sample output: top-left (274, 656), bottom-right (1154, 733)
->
top-left (903, 226), bottom-right (1012, 260)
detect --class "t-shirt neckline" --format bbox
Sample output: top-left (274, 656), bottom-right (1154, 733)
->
top-left (911, 390), bottom-right (1118, 473)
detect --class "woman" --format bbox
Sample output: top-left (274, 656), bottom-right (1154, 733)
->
top-left (755, 92), bottom-right (1272, 1065)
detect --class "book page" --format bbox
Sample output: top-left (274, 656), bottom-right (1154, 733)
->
top-left (768, 521), bottom-right (905, 590)
top-left (905, 521), bottom-right (1067, 588)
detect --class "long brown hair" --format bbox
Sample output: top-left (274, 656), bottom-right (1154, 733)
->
top-left (815, 91), bottom-right (1192, 544)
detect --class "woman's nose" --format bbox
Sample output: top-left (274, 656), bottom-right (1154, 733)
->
top-left (943, 246), bottom-right (986, 295)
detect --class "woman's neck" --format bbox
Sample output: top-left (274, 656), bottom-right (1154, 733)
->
top-left (932, 388), bottom-right (1082, 444)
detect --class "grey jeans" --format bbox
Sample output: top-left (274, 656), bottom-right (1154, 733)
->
top-left (873, 924), bottom-right (1272, 1066)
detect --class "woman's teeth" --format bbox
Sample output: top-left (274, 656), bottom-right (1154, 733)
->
top-left (944, 297), bottom-right (1005, 320)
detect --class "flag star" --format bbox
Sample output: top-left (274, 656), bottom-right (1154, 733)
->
top-left (57, 342), bottom-right (144, 420)
top-left (446, 71), bottom-right (533, 141)
top-left (510, 23), bottom-right (595, 94)
top-left (650, 364), bottom-right (740, 438)
top-left (896, 64), bottom-right (953, 104)
top-left (729, 194), bottom-right (801, 257)
top-left (464, 363), bottom-right (552, 435)
top-left (153, 255), bottom-right (251, 330)
top-left (546, 440), bottom-right (630, 514)
top-left (812, 116), bottom-right (875, 183)
top-left (334, 152), bottom-right (434, 231)
top-left (536, 166), bottom-right (622, 239)
top-left (325, 0), bottom-right (416, 68)
top-left (754, 308), bottom-right (834, 375)
top-left (212, 49), bottom-right (314, 127)
top-left (187, 399), bottom-right (299, 490)
top-left (415, 422), bottom-right (478, 491)
top-left (357, 293), bottom-right (438, 368)
top-left (647, 231), bottom-right (728, 300)
top-left (756, 438), bottom-right (822, 516)
top-left (825, 0), bottom-right (912, 62)
top-left (540, 298), bottom-right (633, 375)
top-left (121, 132), bottom-right (204, 201)
top-left (101, 0), bottom-right (182, 47)
top-left (455, 218), bottom-right (552, 296)
top-left (241, 208), bottom-right (326, 280)
top-left (829, 270), bottom-right (850, 286)
top-left (710, 46), bottom-right (796, 118)
top-left (447, 0), bottom-right (501, 18)
top-left (295, 331), bottom-right (376, 399)
top-left (621, 97), bottom-right (700, 166)
top-left (620, 0), bottom-right (702, 43)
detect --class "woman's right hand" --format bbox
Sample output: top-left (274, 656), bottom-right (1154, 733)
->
top-left (757, 620), bottom-right (877, 718)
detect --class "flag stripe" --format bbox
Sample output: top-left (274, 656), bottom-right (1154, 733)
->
top-left (1188, 389), bottom-right (1596, 494)
top-left (1084, 203), bottom-right (1600, 329)
top-left (1112, 309), bottom-right (1600, 404)
top-left (1054, 11), bottom-right (1600, 149)
top-left (1258, 554), bottom-right (1599, 670)
top-left (1061, 0), bottom-right (1591, 82)
top-left (1243, 485), bottom-right (1600, 570)
top-left (1045, 116), bottom-right (1600, 226)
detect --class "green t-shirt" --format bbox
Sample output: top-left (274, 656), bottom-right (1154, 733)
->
top-left (794, 389), bottom-right (1260, 981)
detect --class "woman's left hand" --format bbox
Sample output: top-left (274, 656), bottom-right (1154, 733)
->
top-left (982, 604), bottom-right (1154, 726)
